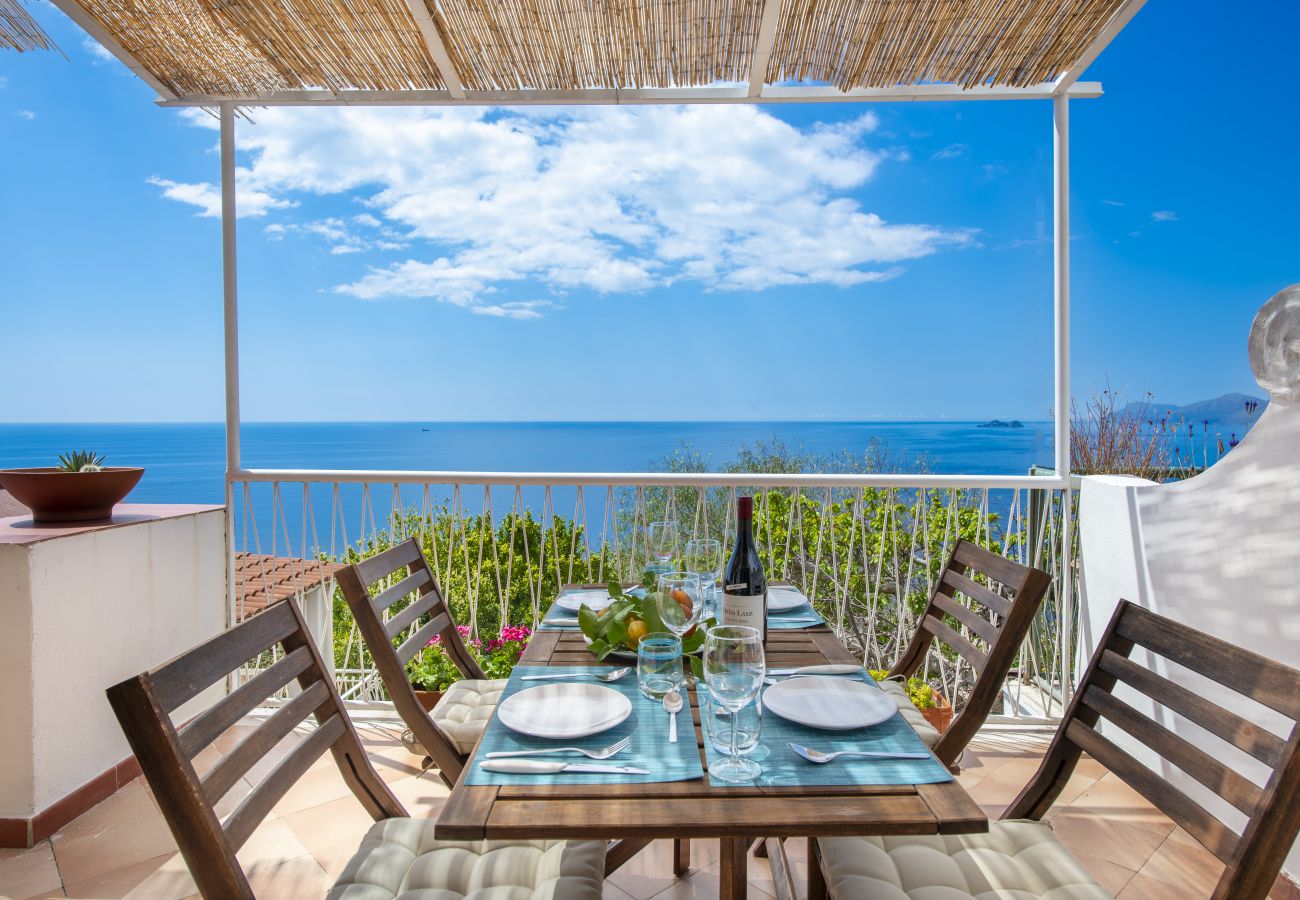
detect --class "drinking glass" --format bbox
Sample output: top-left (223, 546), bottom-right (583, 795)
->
top-left (656, 572), bottom-right (704, 641)
top-left (637, 633), bottom-right (684, 700)
top-left (702, 692), bottom-right (762, 758)
top-left (684, 538), bottom-right (723, 617)
top-left (703, 625), bottom-right (765, 782)
top-left (647, 521), bottom-right (679, 573)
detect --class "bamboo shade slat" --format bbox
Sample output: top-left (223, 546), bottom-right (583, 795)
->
top-left (1, 0), bottom-right (58, 52)
top-left (22, 0), bottom-right (1133, 97)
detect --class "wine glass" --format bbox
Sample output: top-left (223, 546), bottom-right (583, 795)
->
top-left (647, 520), bottom-right (679, 573)
top-left (656, 572), bottom-right (704, 642)
top-left (703, 625), bottom-right (765, 782)
top-left (684, 538), bottom-right (723, 617)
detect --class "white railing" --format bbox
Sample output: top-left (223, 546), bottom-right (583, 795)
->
top-left (230, 469), bottom-right (1078, 724)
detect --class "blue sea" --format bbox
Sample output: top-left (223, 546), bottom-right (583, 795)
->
top-left (0, 421), bottom-right (1058, 506)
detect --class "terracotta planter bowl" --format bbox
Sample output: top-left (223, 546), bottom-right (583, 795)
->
top-left (920, 690), bottom-right (954, 734)
top-left (412, 689), bottom-right (444, 712)
top-left (0, 467), bottom-right (145, 524)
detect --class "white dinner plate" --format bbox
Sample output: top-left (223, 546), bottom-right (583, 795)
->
top-left (767, 587), bottom-right (810, 612)
top-left (557, 590), bottom-right (615, 612)
top-left (762, 676), bottom-right (896, 730)
top-left (496, 683), bottom-right (632, 739)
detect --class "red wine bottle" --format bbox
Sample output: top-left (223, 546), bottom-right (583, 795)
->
top-left (722, 496), bottom-right (767, 643)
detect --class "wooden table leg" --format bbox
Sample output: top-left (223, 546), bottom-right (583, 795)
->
top-left (719, 837), bottom-right (748, 900)
top-left (673, 838), bottom-right (690, 877)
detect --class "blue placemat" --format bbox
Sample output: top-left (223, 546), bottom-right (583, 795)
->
top-left (768, 602), bottom-right (826, 629)
top-left (767, 588), bottom-right (826, 629)
top-left (537, 599), bottom-right (584, 630)
top-left (701, 670), bottom-right (953, 787)
top-left (465, 666), bottom-right (706, 785)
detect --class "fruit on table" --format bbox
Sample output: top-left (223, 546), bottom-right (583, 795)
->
top-left (670, 589), bottom-right (693, 615)
top-left (626, 618), bottom-right (649, 648)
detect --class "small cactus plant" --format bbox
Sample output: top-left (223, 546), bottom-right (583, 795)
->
top-left (56, 450), bottom-right (106, 473)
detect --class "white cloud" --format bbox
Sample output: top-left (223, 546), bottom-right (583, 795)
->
top-left (82, 38), bottom-right (117, 63)
top-left (1151, 210), bottom-right (1178, 222)
top-left (0, 76), bottom-right (8, 89)
top-left (157, 106), bottom-right (972, 317)
top-left (931, 143), bottom-right (968, 160)
top-left (15, 109), bottom-right (35, 120)
top-left (1101, 198), bottom-right (1125, 207)
top-left (146, 175), bottom-right (294, 218)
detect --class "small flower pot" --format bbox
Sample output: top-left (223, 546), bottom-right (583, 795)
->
top-left (920, 690), bottom-right (953, 733)
top-left (412, 689), bottom-right (444, 712)
top-left (0, 467), bottom-right (144, 524)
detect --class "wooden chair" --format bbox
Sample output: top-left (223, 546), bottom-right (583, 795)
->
top-left (336, 537), bottom-right (507, 788)
top-left (106, 597), bottom-right (606, 899)
top-left (883, 539), bottom-right (1052, 768)
top-left (800, 600), bottom-right (1300, 900)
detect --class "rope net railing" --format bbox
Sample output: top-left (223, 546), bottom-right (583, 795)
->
top-left (231, 475), bottom-right (1079, 724)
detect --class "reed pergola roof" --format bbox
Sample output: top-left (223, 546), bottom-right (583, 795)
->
top-left (42, 0), bottom-right (1143, 106)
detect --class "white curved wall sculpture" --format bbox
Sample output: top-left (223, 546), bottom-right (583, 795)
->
top-left (1078, 283), bottom-right (1300, 885)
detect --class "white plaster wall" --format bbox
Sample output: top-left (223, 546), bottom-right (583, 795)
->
top-left (0, 545), bottom-right (37, 817)
top-left (1078, 286), bottom-right (1300, 880)
top-left (1, 510), bottom-right (227, 817)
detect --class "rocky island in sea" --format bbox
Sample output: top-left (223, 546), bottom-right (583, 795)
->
top-left (978, 419), bottom-right (1024, 428)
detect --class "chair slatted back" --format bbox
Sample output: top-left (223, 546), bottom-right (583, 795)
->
top-left (107, 599), bottom-right (405, 899)
top-left (889, 539), bottom-right (1052, 766)
top-left (1006, 600), bottom-right (1300, 900)
top-left (337, 537), bottom-right (485, 786)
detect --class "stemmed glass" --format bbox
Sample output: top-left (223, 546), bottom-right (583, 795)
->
top-left (703, 625), bottom-right (765, 782)
top-left (647, 521), bottom-right (679, 573)
top-left (683, 538), bottom-right (723, 618)
top-left (656, 572), bottom-right (704, 642)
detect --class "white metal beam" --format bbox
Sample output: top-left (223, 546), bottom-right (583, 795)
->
top-left (1053, 95), bottom-right (1070, 481)
top-left (1053, 0), bottom-right (1147, 94)
top-left (401, 0), bottom-right (466, 99)
top-left (748, 0), bottom-right (784, 98)
top-left (47, 0), bottom-right (176, 99)
top-left (158, 81), bottom-right (1103, 108)
top-left (220, 102), bottom-right (241, 631)
top-left (230, 468), bottom-right (1070, 490)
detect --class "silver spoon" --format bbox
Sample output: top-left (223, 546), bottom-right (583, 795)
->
top-left (788, 742), bottom-right (931, 764)
top-left (663, 689), bottom-right (684, 743)
top-left (520, 667), bottom-right (632, 683)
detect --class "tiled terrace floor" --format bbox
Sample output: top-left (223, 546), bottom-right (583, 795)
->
top-left (0, 720), bottom-right (1281, 899)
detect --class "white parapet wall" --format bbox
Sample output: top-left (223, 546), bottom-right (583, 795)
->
top-left (1078, 283), bottom-right (1300, 881)
top-left (0, 504), bottom-right (227, 843)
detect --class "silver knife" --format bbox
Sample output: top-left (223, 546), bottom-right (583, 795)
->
top-left (480, 760), bottom-right (649, 775)
top-left (766, 664), bottom-right (861, 676)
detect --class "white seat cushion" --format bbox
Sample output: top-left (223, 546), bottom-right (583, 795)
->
top-left (878, 678), bottom-right (941, 748)
top-left (328, 818), bottom-right (605, 900)
top-left (425, 679), bottom-right (508, 755)
top-left (818, 820), bottom-right (1112, 900)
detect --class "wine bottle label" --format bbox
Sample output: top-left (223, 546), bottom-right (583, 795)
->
top-left (725, 582), bottom-right (748, 590)
top-left (722, 591), bottom-right (765, 631)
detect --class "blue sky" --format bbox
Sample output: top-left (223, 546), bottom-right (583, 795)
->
top-left (1, 0), bottom-right (1297, 423)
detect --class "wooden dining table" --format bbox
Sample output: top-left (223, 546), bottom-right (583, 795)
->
top-left (435, 606), bottom-right (988, 899)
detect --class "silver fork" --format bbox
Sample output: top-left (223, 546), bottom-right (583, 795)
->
top-left (788, 742), bottom-right (931, 764)
top-left (484, 736), bottom-right (632, 760)
top-left (520, 667), bottom-right (631, 683)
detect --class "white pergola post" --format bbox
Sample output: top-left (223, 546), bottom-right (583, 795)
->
top-left (1053, 93), bottom-right (1075, 700)
top-left (220, 101), bottom-right (241, 631)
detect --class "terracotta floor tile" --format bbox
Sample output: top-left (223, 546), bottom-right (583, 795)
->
top-left (241, 853), bottom-right (333, 899)
top-left (382, 771), bottom-right (451, 818)
top-left (1066, 773), bottom-right (1177, 834)
top-left (1116, 871), bottom-right (1204, 900)
top-left (604, 882), bottom-right (639, 900)
top-left (51, 783), bottom-right (158, 843)
top-left (278, 795), bottom-right (376, 878)
top-left (50, 800), bottom-right (179, 885)
top-left (1063, 849), bottom-right (1137, 896)
top-left (269, 763), bottom-right (356, 817)
top-left (1048, 809), bottom-right (1169, 872)
top-left (59, 852), bottom-right (194, 900)
top-left (1132, 832), bottom-right (1224, 895)
top-left (0, 841), bottom-right (63, 899)
top-left (608, 839), bottom-right (724, 899)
